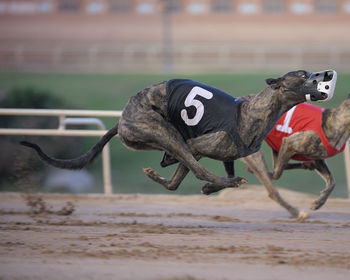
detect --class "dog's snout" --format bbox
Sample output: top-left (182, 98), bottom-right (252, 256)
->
top-left (304, 69), bottom-right (337, 102)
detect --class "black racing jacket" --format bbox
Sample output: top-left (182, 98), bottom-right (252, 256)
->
top-left (166, 79), bottom-right (245, 150)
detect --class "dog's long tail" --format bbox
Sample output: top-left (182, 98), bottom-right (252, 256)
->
top-left (20, 122), bottom-right (119, 170)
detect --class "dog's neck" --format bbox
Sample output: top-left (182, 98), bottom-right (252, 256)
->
top-left (238, 87), bottom-right (302, 151)
top-left (322, 97), bottom-right (350, 150)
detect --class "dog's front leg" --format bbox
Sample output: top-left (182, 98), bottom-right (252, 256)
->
top-left (223, 161), bottom-right (235, 178)
top-left (201, 178), bottom-right (245, 195)
top-left (201, 184), bottom-right (226, 195)
top-left (181, 131), bottom-right (247, 189)
top-left (271, 137), bottom-right (297, 180)
top-left (241, 150), bottom-right (309, 221)
top-left (201, 161), bottom-right (247, 195)
top-left (310, 159), bottom-right (335, 210)
top-left (201, 161), bottom-right (241, 195)
top-left (201, 161), bottom-right (238, 195)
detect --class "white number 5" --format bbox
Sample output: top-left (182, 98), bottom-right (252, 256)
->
top-left (180, 87), bottom-right (213, 126)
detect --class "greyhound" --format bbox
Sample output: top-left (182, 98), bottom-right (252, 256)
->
top-left (240, 94), bottom-right (349, 220)
top-left (21, 70), bottom-right (335, 204)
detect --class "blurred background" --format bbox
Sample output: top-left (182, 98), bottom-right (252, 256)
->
top-left (1, 0), bottom-right (350, 72)
top-left (0, 0), bottom-right (349, 197)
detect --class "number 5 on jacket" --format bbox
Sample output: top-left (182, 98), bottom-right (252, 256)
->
top-left (181, 86), bottom-right (213, 126)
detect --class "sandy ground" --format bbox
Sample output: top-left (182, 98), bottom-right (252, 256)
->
top-left (0, 185), bottom-right (350, 280)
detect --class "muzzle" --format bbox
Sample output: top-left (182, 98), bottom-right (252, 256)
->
top-left (303, 70), bottom-right (337, 102)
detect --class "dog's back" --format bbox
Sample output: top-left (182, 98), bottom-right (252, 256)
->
top-left (121, 81), bottom-right (168, 121)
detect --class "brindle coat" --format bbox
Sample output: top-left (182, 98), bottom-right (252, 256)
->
top-left (21, 70), bottom-right (327, 205)
top-left (239, 94), bottom-right (350, 220)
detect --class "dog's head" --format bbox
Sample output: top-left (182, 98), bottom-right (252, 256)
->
top-left (266, 70), bottom-right (337, 102)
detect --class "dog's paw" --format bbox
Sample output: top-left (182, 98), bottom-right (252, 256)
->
top-left (296, 211), bottom-right (310, 222)
top-left (143, 167), bottom-right (160, 179)
top-left (310, 199), bottom-right (325, 211)
top-left (270, 172), bottom-right (280, 180)
top-left (229, 176), bottom-right (247, 187)
top-left (237, 177), bottom-right (247, 185)
top-left (201, 187), bottom-right (210, 195)
top-left (201, 183), bottom-right (219, 195)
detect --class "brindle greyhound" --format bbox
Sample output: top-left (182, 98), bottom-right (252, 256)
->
top-left (21, 70), bottom-right (332, 211)
top-left (239, 95), bottom-right (350, 220)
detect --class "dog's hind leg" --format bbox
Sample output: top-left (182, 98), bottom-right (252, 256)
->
top-left (176, 152), bottom-right (245, 189)
top-left (271, 149), bottom-right (319, 172)
top-left (310, 159), bottom-right (335, 210)
top-left (154, 137), bottom-right (245, 190)
top-left (144, 162), bottom-right (191, 191)
top-left (151, 123), bottom-right (245, 189)
top-left (270, 155), bottom-right (333, 210)
top-left (271, 131), bottom-right (325, 180)
top-left (241, 150), bottom-right (308, 220)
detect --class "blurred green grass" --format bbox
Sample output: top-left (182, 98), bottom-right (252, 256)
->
top-left (1, 71), bottom-right (349, 197)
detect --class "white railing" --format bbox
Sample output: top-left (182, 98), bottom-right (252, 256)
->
top-left (0, 108), bottom-right (122, 195)
top-left (0, 108), bottom-right (349, 198)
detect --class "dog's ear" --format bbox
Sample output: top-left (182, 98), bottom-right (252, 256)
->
top-left (265, 77), bottom-right (282, 90)
top-left (347, 93), bottom-right (350, 99)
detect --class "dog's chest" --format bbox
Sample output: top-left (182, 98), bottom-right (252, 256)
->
top-left (166, 79), bottom-right (244, 144)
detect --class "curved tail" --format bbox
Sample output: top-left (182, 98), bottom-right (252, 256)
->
top-left (20, 122), bottom-right (119, 170)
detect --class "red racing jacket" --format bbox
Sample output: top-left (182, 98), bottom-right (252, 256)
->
top-left (266, 103), bottom-right (346, 161)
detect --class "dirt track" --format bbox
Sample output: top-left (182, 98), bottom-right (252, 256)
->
top-left (1, 186), bottom-right (350, 280)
